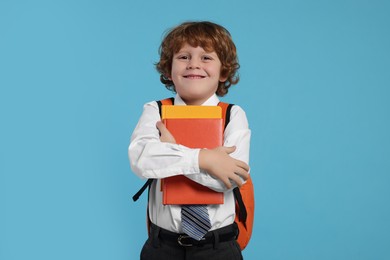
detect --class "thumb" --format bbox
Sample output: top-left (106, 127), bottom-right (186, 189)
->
top-left (156, 121), bottom-right (167, 134)
top-left (156, 121), bottom-right (176, 143)
top-left (222, 146), bottom-right (236, 154)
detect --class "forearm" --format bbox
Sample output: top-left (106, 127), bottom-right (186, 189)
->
top-left (189, 134), bottom-right (250, 191)
top-left (129, 101), bottom-right (203, 179)
top-left (129, 140), bottom-right (200, 179)
top-left (189, 105), bottom-right (252, 190)
top-left (185, 170), bottom-right (228, 192)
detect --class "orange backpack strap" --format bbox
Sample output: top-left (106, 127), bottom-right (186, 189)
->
top-left (156, 97), bottom-right (174, 115)
top-left (217, 101), bottom-right (234, 132)
top-left (160, 97), bottom-right (175, 105)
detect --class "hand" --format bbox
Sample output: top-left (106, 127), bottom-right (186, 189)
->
top-left (199, 146), bottom-right (249, 189)
top-left (156, 121), bottom-right (176, 144)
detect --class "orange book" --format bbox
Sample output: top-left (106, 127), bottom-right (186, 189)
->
top-left (161, 105), bottom-right (224, 205)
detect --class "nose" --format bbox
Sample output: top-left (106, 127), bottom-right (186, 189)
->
top-left (186, 58), bottom-right (200, 69)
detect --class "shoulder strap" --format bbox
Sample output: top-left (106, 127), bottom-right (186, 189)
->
top-left (219, 102), bottom-right (248, 224)
top-left (132, 179), bottom-right (153, 201)
top-left (233, 186), bottom-right (247, 224)
top-left (156, 97), bottom-right (174, 115)
top-left (217, 102), bottom-right (234, 130)
top-left (132, 97), bottom-right (174, 202)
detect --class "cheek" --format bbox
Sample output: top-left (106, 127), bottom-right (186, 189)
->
top-left (170, 62), bottom-right (182, 77)
top-left (169, 67), bottom-right (177, 80)
top-left (169, 69), bottom-right (178, 81)
top-left (209, 63), bottom-right (223, 76)
top-left (212, 69), bottom-right (224, 80)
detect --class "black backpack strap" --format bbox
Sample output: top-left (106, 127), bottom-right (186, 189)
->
top-left (233, 187), bottom-right (247, 225)
top-left (132, 179), bottom-right (153, 201)
top-left (157, 97), bottom-right (174, 115)
top-left (224, 103), bottom-right (234, 129)
top-left (132, 97), bottom-right (174, 202)
top-left (156, 100), bottom-right (163, 116)
top-left (225, 104), bottom-right (248, 225)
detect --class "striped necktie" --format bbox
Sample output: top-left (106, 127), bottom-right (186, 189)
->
top-left (181, 205), bottom-right (211, 241)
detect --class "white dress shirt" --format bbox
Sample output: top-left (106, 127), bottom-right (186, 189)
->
top-left (129, 94), bottom-right (251, 233)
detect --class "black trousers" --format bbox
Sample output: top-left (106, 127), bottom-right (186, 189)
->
top-left (140, 223), bottom-right (243, 260)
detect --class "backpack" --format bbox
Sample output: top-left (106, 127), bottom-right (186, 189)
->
top-left (133, 98), bottom-right (254, 250)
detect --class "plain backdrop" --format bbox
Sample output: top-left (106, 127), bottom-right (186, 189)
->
top-left (1, 0), bottom-right (389, 259)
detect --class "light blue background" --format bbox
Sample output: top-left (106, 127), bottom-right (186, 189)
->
top-left (1, 0), bottom-right (389, 259)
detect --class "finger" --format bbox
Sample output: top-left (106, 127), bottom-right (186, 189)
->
top-left (157, 122), bottom-right (176, 143)
top-left (234, 167), bottom-right (249, 180)
top-left (156, 121), bottom-right (170, 137)
top-left (230, 174), bottom-right (243, 187)
top-left (235, 159), bottom-right (250, 172)
top-left (222, 177), bottom-right (232, 189)
top-left (156, 121), bottom-right (166, 132)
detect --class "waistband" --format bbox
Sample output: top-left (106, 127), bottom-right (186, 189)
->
top-left (149, 222), bottom-right (239, 248)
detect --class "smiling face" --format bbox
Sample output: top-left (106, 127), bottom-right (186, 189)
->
top-left (170, 43), bottom-right (227, 105)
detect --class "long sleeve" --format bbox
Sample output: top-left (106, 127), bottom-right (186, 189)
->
top-left (129, 101), bottom-right (201, 179)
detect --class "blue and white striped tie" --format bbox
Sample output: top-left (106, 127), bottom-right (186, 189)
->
top-left (181, 205), bottom-right (211, 241)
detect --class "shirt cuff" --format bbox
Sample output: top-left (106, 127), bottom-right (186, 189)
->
top-left (181, 146), bottom-right (201, 175)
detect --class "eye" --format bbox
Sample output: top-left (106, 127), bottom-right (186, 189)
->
top-left (177, 54), bottom-right (189, 60)
top-left (202, 55), bottom-right (213, 61)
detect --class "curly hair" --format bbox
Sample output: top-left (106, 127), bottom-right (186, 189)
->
top-left (155, 21), bottom-right (240, 97)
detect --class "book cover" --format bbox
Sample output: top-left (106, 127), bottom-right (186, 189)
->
top-left (161, 105), bottom-right (224, 205)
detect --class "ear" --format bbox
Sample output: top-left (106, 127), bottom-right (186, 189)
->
top-left (162, 74), bottom-right (172, 81)
top-left (219, 75), bottom-right (228, 82)
top-left (219, 69), bottom-right (228, 82)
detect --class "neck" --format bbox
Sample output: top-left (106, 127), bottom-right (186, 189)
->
top-left (181, 95), bottom-right (212, 106)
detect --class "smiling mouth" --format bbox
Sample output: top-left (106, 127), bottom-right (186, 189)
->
top-left (183, 75), bottom-right (206, 79)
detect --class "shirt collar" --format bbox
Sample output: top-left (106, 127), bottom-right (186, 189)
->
top-left (174, 94), bottom-right (220, 106)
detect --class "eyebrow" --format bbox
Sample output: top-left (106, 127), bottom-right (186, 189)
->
top-left (175, 49), bottom-right (218, 56)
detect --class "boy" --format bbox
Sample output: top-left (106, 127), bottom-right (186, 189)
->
top-left (129, 21), bottom-right (251, 260)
